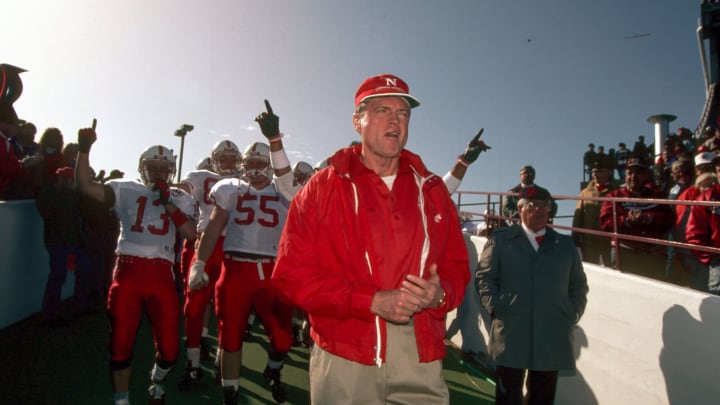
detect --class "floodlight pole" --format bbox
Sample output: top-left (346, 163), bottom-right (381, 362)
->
top-left (174, 124), bottom-right (194, 182)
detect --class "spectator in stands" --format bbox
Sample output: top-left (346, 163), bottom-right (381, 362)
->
top-left (703, 127), bottom-right (720, 153)
top-left (600, 156), bottom-right (675, 283)
top-left (80, 192), bottom-right (120, 306)
top-left (694, 152), bottom-right (715, 177)
top-left (697, 126), bottom-right (714, 150)
top-left (1, 123), bottom-right (43, 200)
top-left (36, 167), bottom-right (91, 326)
top-left (502, 165), bottom-right (557, 224)
top-left (666, 159), bottom-right (704, 290)
top-left (696, 172), bottom-right (718, 193)
top-left (37, 127), bottom-right (67, 187)
top-left (606, 147), bottom-right (616, 172)
top-left (12, 121), bottom-right (38, 159)
top-left (477, 186), bottom-right (588, 405)
top-left (656, 138), bottom-right (680, 193)
top-left (583, 143), bottom-right (597, 180)
top-left (668, 159), bottom-right (694, 200)
top-left (596, 145), bottom-right (607, 167)
top-left (62, 142), bottom-right (79, 169)
top-left (0, 64), bottom-right (43, 198)
top-left (686, 169), bottom-right (720, 296)
top-left (572, 159), bottom-right (620, 266)
top-left (633, 135), bottom-right (652, 163)
top-left (615, 142), bottom-right (630, 181)
top-left (677, 127), bottom-right (695, 155)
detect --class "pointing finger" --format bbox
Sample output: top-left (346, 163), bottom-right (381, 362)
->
top-left (264, 99), bottom-right (274, 115)
top-left (472, 128), bottom-right (484, 143)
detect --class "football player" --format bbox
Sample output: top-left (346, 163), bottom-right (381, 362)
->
top-left (196, 156), bottom-right (213, 171)
top-left (75, 126), bottom-right (197, 405)
top-left (189, 100), bottom-right (296, 405)
top-left (174, 139), bottom-right (243, 390)
top-left (292, 161), bottom-right (313, 187)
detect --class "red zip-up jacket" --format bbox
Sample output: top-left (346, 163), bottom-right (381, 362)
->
top-left (272, 146), bottom-right (469, 366)
top-left (599, 184), bottom-right (674, 245)
top-left (686, 184), bottom-right (720, 264)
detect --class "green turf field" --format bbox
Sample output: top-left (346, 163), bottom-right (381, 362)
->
top-left (0, 300), bottom-right (494, 404)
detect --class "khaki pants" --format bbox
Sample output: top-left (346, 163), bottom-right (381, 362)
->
top-left (309, 322), bottom-right (449, 405)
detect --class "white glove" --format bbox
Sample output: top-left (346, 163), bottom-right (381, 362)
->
top-left (188, 259), bottom-right (209, 290)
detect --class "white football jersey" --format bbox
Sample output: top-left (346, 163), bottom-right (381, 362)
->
top-left (108, 179), bottom-right (197, 262)
top-left (274, 170), bottom-right (301, 202)
top-left (181, 169), bottom-right (232, 232)
top-left (210, 178), bottom-right (290, 257)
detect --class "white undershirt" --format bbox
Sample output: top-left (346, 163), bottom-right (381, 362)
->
top-left (382, 174), bottom-right (396, 190)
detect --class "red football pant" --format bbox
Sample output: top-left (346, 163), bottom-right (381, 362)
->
top-left (107, 256), bottom-right (180, 364)
top-left (215, 257), bottom-right (293, 353)
top-left (183, 236), bottom-right (225, 348)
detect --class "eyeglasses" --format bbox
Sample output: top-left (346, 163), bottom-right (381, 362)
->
top-left (523, 201), bottom-right (550, 210)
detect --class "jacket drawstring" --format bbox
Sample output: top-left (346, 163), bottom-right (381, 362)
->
top-left (413, 170), bottom-right (432, 278)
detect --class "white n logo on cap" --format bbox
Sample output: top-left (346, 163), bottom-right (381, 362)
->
top-left (385, 77), bottom-right (397, 87)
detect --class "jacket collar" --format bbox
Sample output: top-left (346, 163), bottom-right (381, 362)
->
top-left (327, 144), bottom-right (434, 181)
top-left (508, 224), bottom-right (557, 247)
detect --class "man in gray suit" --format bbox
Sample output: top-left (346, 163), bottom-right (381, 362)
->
top-left (476, 186), bottom-right (588, 405)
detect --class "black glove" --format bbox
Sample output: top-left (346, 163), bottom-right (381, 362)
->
top-left (254, 99), bottom-right (280, 140)
top-left (78, 127), bottom-right (97, 153)
top-left (153, 181), bottom-right (171, 205)
top-left (461, 128), bottom-right (491, 164)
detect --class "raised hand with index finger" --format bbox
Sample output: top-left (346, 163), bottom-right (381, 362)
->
top-left (254, 99), bottom-right (281, 141)
top-left (77, 118), bottom-right (98, 153)
top-left (460, 128), bottom-right (491, 165)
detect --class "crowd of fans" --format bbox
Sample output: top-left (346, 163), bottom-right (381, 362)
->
top-left (574, 125), bottom-right (720, 295)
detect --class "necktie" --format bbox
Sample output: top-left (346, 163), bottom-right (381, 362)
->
top-left (535, 235), bottom-right (544, 245)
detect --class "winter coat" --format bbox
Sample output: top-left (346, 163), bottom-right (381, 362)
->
top-left (272, 145), bottom-right (469, 366)
top-left (476, 225), bottom-right (588, 371)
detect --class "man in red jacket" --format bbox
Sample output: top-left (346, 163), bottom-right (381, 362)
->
top-left (272, 74), bottom-right (469, 404)
top-left (600, 156), bottom-right (675, 283)
top-left (685, 163), bottom-right (720, 296)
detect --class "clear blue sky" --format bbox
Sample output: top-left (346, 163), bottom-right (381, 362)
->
top-left (4, 0), bottom-right (704, 219)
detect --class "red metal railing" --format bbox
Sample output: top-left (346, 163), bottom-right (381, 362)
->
top-left (454, 190), bottom-right (720, 272)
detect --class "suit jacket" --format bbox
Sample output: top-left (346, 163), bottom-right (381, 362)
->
top-left (476, 225), bottom-right (588, 371)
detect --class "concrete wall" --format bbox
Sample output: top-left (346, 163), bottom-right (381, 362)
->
top-left (0, 200), bottom-right (74, 329)
top-left (446, 234), bottom-right (720, 405)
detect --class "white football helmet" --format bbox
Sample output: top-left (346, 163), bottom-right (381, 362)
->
top-left (196, 157), bottom-right (213, 171)
top-left (242, 142), bottom-right (272, 181)
top-left (138, 145), bottom-right (176, 187)
top-left (211, 140), bottom-right (242, 176)
top-left (292, 161), bottom-right (314, 186)
top-left (314, 159), bottom-right (328, 172)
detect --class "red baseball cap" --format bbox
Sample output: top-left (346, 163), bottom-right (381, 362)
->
top-left (354, 74), bottom-right (420, 109)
